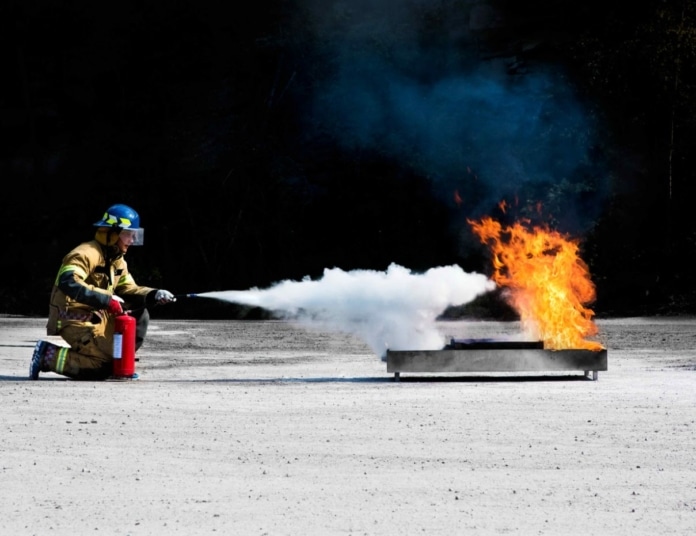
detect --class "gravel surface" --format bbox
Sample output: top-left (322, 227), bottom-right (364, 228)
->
top-left (1, 316), bottom-right (695, 535)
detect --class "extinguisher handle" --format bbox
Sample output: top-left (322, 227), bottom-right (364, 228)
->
top-left (108, 297), bottom-right (124, 315)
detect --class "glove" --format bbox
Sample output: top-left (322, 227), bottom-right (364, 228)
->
top-left (154, 289), bottom-right (176, 304)
top-left (108, 295), bottom-right (124, 315)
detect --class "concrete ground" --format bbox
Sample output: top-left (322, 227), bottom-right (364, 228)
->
top-left (1, 316), bottom-right (695, 535)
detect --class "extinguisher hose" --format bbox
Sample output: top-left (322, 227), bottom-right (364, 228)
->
top-left (119, 293), bottom-right (202, 315)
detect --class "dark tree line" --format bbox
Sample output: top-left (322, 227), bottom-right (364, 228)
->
top-left (3, 1), bottom-right (696, 318)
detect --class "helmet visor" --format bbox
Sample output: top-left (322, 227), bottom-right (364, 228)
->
top-left (118, 228), bottom-right (145, 246)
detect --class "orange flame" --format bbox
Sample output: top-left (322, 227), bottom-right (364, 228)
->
top-left (469, 217), bottom-right (602, 351)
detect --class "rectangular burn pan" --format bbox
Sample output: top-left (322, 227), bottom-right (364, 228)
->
top-left (446, 338), bottom-right (544, 350)
top-left (386, 341), bottom-right (607, 381)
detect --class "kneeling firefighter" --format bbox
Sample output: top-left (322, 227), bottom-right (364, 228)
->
top-left (29, 204), bottom-right (176, 380)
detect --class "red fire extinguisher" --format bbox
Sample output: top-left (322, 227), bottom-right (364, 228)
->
top-left (113, 313), bottom-right (137, 378)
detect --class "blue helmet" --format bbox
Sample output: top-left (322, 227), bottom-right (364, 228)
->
top-left (94, 204), bottom-right (144, 245)
top-left (94, 204), bottom-right (142, 230)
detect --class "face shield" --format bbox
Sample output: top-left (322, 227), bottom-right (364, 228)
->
top-left (118, 228), bottom-right (145, 246)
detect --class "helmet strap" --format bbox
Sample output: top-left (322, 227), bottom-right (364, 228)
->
top-left (95, 227), bottom-right (121, 246)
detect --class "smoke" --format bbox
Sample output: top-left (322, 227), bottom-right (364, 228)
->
top-left (294, 0), bottom-right (609, 231)
top-left (200, 263), bottom-right (495, 357)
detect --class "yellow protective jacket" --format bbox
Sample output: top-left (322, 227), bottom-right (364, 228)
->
top-left (47, 239), bottom-right (155, 335)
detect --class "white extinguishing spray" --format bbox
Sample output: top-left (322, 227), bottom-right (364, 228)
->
top-left (113, 313), bottom-right (137, 379)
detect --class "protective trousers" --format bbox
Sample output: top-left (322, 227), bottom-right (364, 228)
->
top-left (50, 308), bottom-right (150, 381)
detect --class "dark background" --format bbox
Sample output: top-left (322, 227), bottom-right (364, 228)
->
top-left (4, 0), bottom-right (696, 319)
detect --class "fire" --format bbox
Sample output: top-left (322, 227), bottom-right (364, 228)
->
top-left (469, 216), bottom-right (603, 351)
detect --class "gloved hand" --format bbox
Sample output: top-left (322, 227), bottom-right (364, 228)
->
top-left (154, 289), bottom-right (176, 304)
top-left (108, 295), bottom-right (125, 315)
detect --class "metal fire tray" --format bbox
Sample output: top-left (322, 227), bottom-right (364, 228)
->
top-left (386, 339), bottom-right (607, 381)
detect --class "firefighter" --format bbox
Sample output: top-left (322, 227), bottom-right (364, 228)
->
top-left (29, 204), bottom-right (176, 380)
